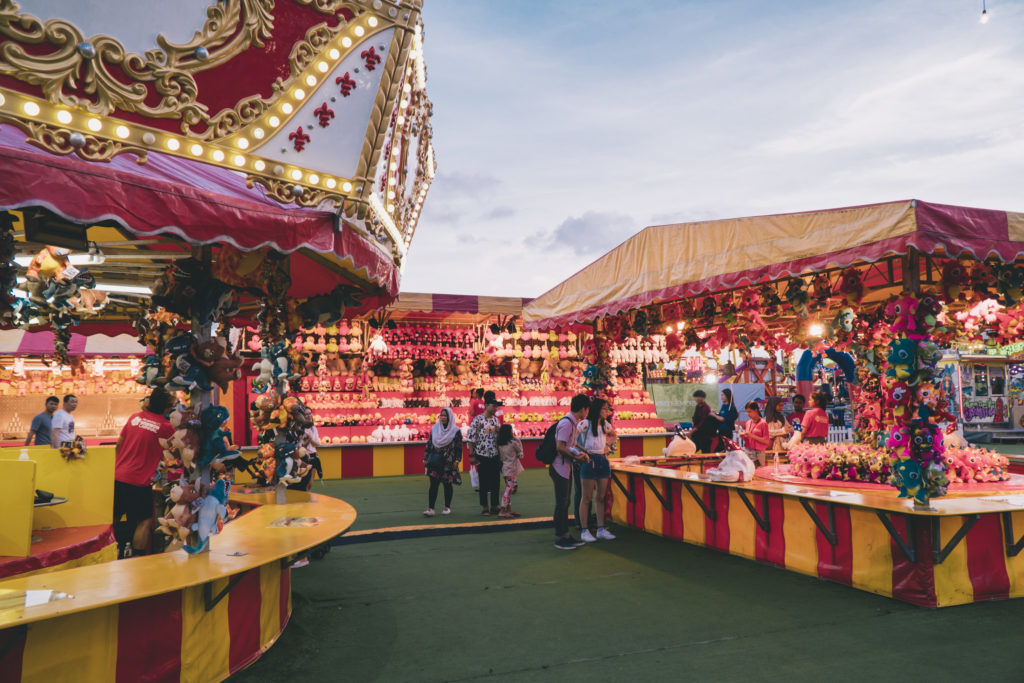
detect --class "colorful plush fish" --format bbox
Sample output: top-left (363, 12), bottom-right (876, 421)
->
top-left (184, 479), bottom-right (229, 555)
top-left (893, 458), bottom-right (923, 502)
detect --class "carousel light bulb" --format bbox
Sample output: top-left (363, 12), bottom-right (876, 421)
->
top-left (212, 149), bottom-right (225, 162)
top-left (166, 138), bottom-right (180, 151)
top-left (341, 37), bottom-right (352, 48)
top-left (22, 101), bottom-right (40, 116)
top-left (56, 110), bottom-right (72, 124)
top-left (233, 154), bottom-right (245, 166)
top-left (86, 118), bottom-right (102, 131)
top-left (254, 159), bottom-right (266, 171)
top-left (0, 93), bottom-right (5, 105)
top-left (317, 61), bottom-right (329, 73)
top-left (329, 48), bottom-right (340, 59)
top-left (325, 178), bottom-right (337, 189)
top-left (253, 127), bottom-right (265, 139)
top-left (293, 89), bottom-right (306, 100)
top-left (342, 182), bottom-right (353, 192)
top-left (237, 137), bottom-right (249, 149)
top-left (309, 173), bottom-right (320, 184)
top-left (115, 125), bottom-right (130, 138)
top-left (354, 26), bottom-right (365, 37)
top-left (387, 189), bottom-right (396, 199)
top-left (281, 103), bottom-right (293, 114)
top-left (290, 169), bottom-right (302, 180)
top-left (368, 16), bottom-right (379, 27)
top-left (190, 143), bottom-right (203, 156)
top-left (268, 115), bottom-right (280, 127)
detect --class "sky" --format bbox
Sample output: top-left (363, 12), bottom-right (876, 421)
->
top-left (401, 0), bottom-right (1024, 299)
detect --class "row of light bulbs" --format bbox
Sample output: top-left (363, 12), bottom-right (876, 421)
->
top-left (0, 13), bottom-right (394, 196)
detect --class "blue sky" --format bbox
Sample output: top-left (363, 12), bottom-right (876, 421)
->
top-left (402, 0), bottom-right (1024, 298)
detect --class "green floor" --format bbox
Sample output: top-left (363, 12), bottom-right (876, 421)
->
top-left (236, 465), bottom-right (1024, 682)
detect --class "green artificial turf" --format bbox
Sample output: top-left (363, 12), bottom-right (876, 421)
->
top-left (236, 465), bottom-right (1024, 682)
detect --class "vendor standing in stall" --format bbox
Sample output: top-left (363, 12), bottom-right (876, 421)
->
top-left (49, 393), bottom-right (78, 447)
top-left (688, 390), bottom-right (717, 454)
top-left (25, 395), bottom-right (59, 446)
top-left (786, 392), bottom-right (830, 447)
top-left (113, 388), bottom-right (174, 557)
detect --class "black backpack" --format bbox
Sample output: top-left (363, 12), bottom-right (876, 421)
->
top-left (536, 416), bottom-right (570, 465)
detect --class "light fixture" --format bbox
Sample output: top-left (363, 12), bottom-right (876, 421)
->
top-left (166, 138), bottom-right (180, 151)
top-left (115, 125), bottom-right (130, 138)
top-left (341, 37), bottom-right (352, 48)
top-left (317, 61), bottom-right (329, 73)
top-left (190, 143), bottom-right (203, 156)
top-left (342, 182), bottom-right (352, 192)
top-left (86, 118), bottom-right (102, 131)
top-left (290, 169), bottom-right (302, 180)
top-left (305, 75), bottom-right (317, 86)
top-left (56, 110), bottom-right (72, 124)
top-left (281, 103), bottom-right (293, 114)
top-left (326, 178), bottom-right (337, 189)
top-left (808, 323), bottom-right (824, 337)
top-left (253, 127), bottom-right (265, 139)
top-left (268, 115), bottom-right (280, 127)
top-left (368, 16), bottom-right (378, 27)
top-left (981, 0), bottom-right (989, 23)
top-left (212, 149), bottom-right (225, 161)
top-left (237, 137), bottom-right (249, 149)
top-left (293, 89), bottom-right (306, 100)
top-left (329, 48), bottom-right (340, 59)
top-left (22, 101), bottom-right (40, 116)
top-left (354, 26), bottom-right (365, 37)
top-left (254, 160), bottom-right (266, 171)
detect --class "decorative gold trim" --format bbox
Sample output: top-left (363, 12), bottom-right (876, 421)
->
top-left (0, 112), bottom-right (147, 163)
top-left (0, 0), bottom-right (272, 121)
top-left (246, 175), bottom-right (345, 209)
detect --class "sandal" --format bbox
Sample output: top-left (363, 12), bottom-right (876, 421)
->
top-left (498, 511), bottom-right (515, 518)
top-left (481, 508), bottom-right (491, 516)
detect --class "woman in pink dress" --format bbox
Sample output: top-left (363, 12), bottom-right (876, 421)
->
top-left (741, 401), bottom-right (771, 465)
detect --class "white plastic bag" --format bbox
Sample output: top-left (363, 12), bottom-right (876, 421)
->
top-left (706, 449), bottom-right (756, 482)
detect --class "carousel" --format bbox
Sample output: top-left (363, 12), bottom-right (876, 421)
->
top-left (0, 1), bottom-right (433, 680)
top-left (524, 199), bottom-right (1024, 608)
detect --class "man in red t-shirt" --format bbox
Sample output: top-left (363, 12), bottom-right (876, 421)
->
top-left (114, 388), bottom-right (175, 557)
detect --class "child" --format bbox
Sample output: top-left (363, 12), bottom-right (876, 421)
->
top-left (496, 423), bottom-right (524, 518)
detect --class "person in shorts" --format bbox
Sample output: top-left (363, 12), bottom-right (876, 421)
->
top-left (576, 397), bottom-right (617, 543)
top-left (113, 387), bottom-right (174, 557)
top-left (49, 393), bottom-right (78, 448)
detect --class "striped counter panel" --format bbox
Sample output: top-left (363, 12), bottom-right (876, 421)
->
top-left (0, 563), bottom-right (291, 683)
top-left (609, 470), bottom-right (1024, 608)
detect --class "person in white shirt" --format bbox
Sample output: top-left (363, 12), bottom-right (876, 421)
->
top-left (50, 393), bottom-right (78, 448)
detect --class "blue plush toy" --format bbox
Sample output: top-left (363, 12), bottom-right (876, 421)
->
top-left (198, 405), bottom-right (241, 467)
top-left (886, 338), bottom-right (918, 382)
top-left (183, 478), bottom-right (229, 555)
top-left (893, 458), bottom-right (925, 503)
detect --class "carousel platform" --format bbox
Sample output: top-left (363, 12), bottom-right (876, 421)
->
top-left (609, 460), bottom-right (1024, 607)
top-left (0, 490), bottom-right (356, 683)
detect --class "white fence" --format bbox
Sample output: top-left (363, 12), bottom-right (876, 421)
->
top-left (827, 426), bottom-right (853, 443)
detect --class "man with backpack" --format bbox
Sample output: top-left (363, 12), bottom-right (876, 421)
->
top-left (538, 393), bottom-right (591, 550)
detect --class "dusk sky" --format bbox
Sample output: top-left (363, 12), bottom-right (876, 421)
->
top-left (402, 0), bottom-right (1024, 298)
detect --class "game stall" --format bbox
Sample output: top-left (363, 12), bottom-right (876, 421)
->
top-left (525, 199), bottom-right (1024, 607)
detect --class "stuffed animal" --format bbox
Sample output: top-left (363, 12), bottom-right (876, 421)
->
top-left (886, 295), bottom-right (919, 336)
top-left (995, 264), bottom-right (1024, 306)
top-left (706, 448), bottom-right (755, 482)
top-left (940, 260), bottom-right (968, 302)
top-left (886, 338), bottom-right (918, 381)
top-left (662, 433), bottom-right (697, 458)
top-left (784, 278), bottom-right (810, 318)
top-left (891, 458), bottom-right (927, 504)
top-left (884, 379), bottom-right (913, 422)
top-left (183, 479), bottom-right (230, 554)
top-left (198, 405), bottom-right (241, 467)
top-left (838, 268), bottom-right (864, 305)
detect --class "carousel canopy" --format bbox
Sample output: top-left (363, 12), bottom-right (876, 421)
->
top-left (523, 200), bottom-right (1024, 328)
top-left (0, 0), bottom-right (433, 273)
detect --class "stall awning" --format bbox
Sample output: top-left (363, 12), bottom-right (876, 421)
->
top-left (0, 124), bottom-right (399, 303)
top-left (389, 293), bottom-right (532, 316)
top-left (524, 200), bottom-right (1024, 328)
top-left (0, 329), bottom-right (146, 357)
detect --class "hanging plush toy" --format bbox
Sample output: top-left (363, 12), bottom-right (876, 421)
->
top-left (183, 478), bottom-right (230, 554)
top-left (885, 295), bottom-right (919, 337)
top-left (994, 264), bottom-right (1024, 306)
top-left (884, 379), bottom-right (913, 421)
top-left (809, 273), bottom-right (832, 310)
top-left (838, 268), bottom-right (864, 305)
top-left (198, 405), bottom-right (241, 467)
top-left (698, 296), bottom-right (717, 327)
top-left (891, 458), bottom-right (926, 504)
top-left (784, 278), bottom-right (810, 318)
top-left (886, 338), bottom-right (918, 381)
top-left (969, 262), bottom-right (995, 301)
top-left (940, 260), bottom-right (968, 302)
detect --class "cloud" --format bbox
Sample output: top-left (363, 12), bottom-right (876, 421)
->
top-left (432, 170), bottom-right (500, 197)
top-left (546, 211), bottom-right (638, 256)
top-left (482, 206), bottom-right (516, 220)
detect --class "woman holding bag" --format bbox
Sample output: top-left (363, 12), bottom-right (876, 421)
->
top-left (423, 407), bottom-right (463, 517)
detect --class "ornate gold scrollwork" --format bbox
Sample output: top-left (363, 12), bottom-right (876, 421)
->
top-left (0, 0), bottom-right (272, 122)
top-left (0, 112), bottom-right (147, 163)
top-left (246, 174), bottom-right (345, 209)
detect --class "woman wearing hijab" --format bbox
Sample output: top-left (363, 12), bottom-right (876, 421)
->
top-left (423, 407), bottom-right (463, 516)
top-left (712, 388), bottom-right (739, 449)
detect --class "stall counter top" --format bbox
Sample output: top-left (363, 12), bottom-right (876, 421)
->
top-left (610, 461), bottom-right (1024, 517)
top-left (0, 489), bottom-right (355, 629)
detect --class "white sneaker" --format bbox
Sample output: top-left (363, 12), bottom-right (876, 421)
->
top-left (423, 508), bottom-right (435, 517)
top-left (596, 527), bottom-right (616, 540)
top-left (580, 529), bottom-right (596, 543)
top-left (441, 507), bottom-right (451, 515)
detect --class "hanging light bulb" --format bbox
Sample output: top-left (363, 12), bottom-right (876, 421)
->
top-left (980, 0), bottom-right (989, 23)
